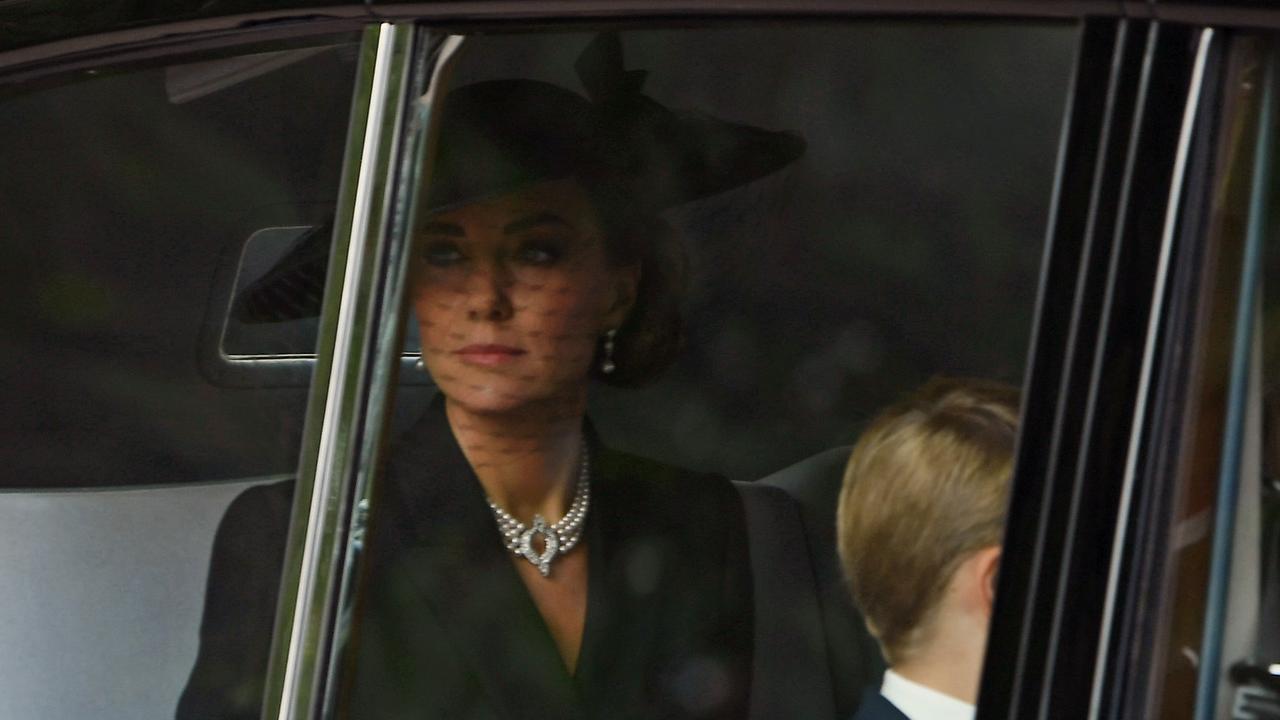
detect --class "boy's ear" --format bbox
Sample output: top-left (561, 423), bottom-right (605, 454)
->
top-left (979, 547), bottom-right (1001, 617)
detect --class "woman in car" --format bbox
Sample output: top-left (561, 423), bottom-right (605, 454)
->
top-left (179, 33), bottom-right (803, 720)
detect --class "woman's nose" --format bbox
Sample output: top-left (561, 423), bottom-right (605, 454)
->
top-left (465, 263), bottom-right (515, 322)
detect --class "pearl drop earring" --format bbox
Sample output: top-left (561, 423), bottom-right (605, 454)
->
top-left (601, 329), bottom-right (617, 374)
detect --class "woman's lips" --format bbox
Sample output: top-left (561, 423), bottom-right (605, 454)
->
top-left (455, 344), bottom-right (527, 366)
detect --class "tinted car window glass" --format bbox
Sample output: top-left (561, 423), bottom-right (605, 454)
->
top-left (334, 22), bottom-right (1076, 720)
top-left (0, 36), bottom-right (359, 720)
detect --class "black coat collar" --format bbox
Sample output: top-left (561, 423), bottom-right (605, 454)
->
top-left (364, 400), bottom-right (664, 719)
top-left (370, 400), bottom-right (584, 718)
top-left (352, 399), bottom-right (749, 720)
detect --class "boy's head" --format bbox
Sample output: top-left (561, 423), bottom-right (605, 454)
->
top-left (837, 377), bottom-right (1020, 667)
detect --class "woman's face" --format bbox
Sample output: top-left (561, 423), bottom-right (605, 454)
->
top-left (411, 178), bottom-right (637, 417)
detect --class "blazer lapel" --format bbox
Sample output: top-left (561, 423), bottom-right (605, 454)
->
top-left (573, 435), bottom-right (676, 717)
top-left (366, 404), bottom-right (584, 720)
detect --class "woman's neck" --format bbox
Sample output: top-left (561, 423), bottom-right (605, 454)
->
top-left (445, 395), bottom-right (587, 522)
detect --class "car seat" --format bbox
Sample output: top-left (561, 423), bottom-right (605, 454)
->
top-left (758, 446), bottom-right (886, 718)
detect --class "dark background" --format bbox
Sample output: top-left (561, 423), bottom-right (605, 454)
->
top-left (442, 24), bottom-right (1078, 480)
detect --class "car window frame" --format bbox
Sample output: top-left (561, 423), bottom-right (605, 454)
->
top-left (976, 16), bottom-right (1230, 720)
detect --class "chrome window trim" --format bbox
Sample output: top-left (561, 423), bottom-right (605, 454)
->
top-left (979, 19), bottom-right (1207, 717)
top-left (315, 32), bottom-right (465, 718)
top-left (314, 29), bottom-right (465, 717)
top-left (1029, 20), bottom-right (1156, 718)
top-left (262, 22), bottom-right (419, 720)
top-left (1086, 26), bottom-right (1215, 720)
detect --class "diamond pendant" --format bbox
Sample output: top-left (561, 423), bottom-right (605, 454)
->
top-left (517, 515), bottom-right (560, 577)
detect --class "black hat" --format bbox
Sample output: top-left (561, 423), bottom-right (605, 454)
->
top-left (234, 33), bottom-right (805, 322)
top-left (424, 32), bottom-right (805, 213)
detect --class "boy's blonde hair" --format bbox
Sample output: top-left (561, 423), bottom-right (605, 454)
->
top-left (836, 377), bottom-right (1020, 665)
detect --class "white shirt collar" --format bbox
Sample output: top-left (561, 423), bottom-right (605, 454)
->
top-left (880, 668), bottom-right (975, 720)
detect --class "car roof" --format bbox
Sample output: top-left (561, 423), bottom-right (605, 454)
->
top-left (4, 1), bottom-right (1271, 82)
top-left (0, 0), bottom-right (1127, 62)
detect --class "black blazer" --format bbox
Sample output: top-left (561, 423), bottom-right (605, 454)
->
top-left (849, 690), bottom-right (909, 720)
top-left (177, 403), bottom-right (753, 720)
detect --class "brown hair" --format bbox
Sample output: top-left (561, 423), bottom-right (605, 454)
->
top-left (587, 187), bottom-right (688, 387)
top-left (836, 377), bottom-right (1020, 665)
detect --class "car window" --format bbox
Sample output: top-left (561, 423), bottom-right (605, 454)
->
top-left (0, 34), bottom-right (361, 719)
top-left (1218, 43), bottom-right (1280, 720)
top-left (1133, 33), bottom-right (1280, 720)
top-left (325, 21), bottom-right (1078, 720)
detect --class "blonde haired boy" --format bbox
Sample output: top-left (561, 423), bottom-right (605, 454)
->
top-left (837, 378), bottom-right (1019, 720)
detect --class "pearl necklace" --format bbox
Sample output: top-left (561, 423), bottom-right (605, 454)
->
top-left (486, 444), bottom-right (590, 577)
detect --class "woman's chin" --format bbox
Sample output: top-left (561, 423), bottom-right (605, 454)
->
top-left (437, 380), bottom-right (583, 420)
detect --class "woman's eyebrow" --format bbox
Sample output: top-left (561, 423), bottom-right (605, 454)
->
top-left (504, 212), bottom-right (575, 235)
top-left (421, 221), bottom-right (465, 237)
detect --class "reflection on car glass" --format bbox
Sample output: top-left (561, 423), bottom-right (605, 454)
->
top-left (165, 46), bottom-right (333, 104)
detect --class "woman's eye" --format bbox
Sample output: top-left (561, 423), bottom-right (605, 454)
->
top-left (515, 241), bottom-right (563, 266)
top-left (423, 241), bottom-right (464, 266)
